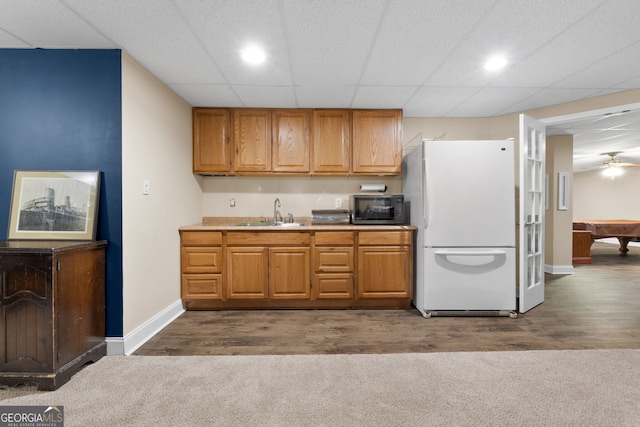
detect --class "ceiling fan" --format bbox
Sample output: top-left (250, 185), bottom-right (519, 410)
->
top-left (600, 152), bottom-right (640, 178)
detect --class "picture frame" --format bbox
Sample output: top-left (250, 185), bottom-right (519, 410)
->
top-left (7, 170), bottom-right (101, 240)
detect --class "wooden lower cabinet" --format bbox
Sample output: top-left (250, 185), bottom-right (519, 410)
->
top-left (357, 231), bottom-right (412, 299)
top-left (181, 231), bottom-right (223, 300)
top-left (312, 231), bottom-right (354, 299)
top-left (226, 247), bottom-right (269, 299)
top-left (0, 240), bottom-right (107, 390)
top-left (358, 246), bottom-right (411, 298)
top-left (269, 248), bottom-right (310, 299)
top-left (180, 228), bottom-right (413, 309)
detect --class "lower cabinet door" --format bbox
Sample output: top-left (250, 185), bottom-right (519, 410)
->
top-left (269, 247), bottom-right (310, 299)
top-left (226, 247), bottom-right (268, 299)
top-left (357, 246), bottom-right (411, 298)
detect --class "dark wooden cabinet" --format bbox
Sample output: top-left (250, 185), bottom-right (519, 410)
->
top-left (0, 240), bottom-right (107, 390)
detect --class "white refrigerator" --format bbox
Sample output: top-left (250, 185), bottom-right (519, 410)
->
top-left (402, 139), bottom-right (516, 318)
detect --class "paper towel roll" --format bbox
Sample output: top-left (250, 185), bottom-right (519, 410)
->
top-left (360, 184), bottom-right (387, 192)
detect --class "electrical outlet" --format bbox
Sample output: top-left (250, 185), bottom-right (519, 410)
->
top-left (229, 198), bottom-right (236, 207)
top-left (335, 198), bottom-right (342, 208)
top-left (142, 179), bottom-right (150, 195)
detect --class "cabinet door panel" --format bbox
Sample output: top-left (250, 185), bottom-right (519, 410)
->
top-left (233, 109), bottom-right (272, 172)
top-left (269, 248), bottom-right (310, 299)
top-left (311, 110), bottom-right (350, 174)
top-left (226, 247), bottom-right (268, 299)
top-left (193, 109), bottom-right (231, 174)
top-left (357, 246), bottom-right (411, 298)
top-left (0, 254), bottom-right (52, 371)
top-left (352, 110), bottom-right (402, 174)
top-left (273, 110), bottom-right (310, 172)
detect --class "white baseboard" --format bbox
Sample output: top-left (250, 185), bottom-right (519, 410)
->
top-left (544, 264), bottom-right (574, 275)
top-left (105, 299), bottom-right (185, 356)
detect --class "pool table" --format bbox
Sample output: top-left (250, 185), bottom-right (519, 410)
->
top-left (573, 220), bottom-right (640, 256)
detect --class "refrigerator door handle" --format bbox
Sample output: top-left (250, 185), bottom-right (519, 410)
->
top-left (423, 158), bottom-right (430, 229)
top-left (434, 250), bottom-right (507, 256)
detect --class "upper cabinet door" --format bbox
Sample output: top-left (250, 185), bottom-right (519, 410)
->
top-left (233, 109), bottom-right (272, 172)
top-left (272, 110), bottom-right (310, 173)
top-left (352, 110), bottom-right (403, 175)
top-left (311, 110), bottom-right (351, 174)
top-left (193, 109), bottom-right (231, 174)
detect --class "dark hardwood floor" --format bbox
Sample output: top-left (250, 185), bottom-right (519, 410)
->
top-left (134, 241), bottom-right (640, 355)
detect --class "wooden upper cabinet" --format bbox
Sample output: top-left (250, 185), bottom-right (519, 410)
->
top-left (193, 107), bottom-right (403, 176)
top-left (272, 110), bottom-right (310, 173)
top-left (352, 109), bottom-right (403, 175)
top-left (233, 109), bottom-right (272, 172)
top-left (311, 110), bottom-right (351, 174)
top-left (193, 108), bottom-right (231, 174)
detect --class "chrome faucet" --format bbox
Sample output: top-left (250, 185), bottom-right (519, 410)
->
top-left (273, 198), bottom-right (281, 223)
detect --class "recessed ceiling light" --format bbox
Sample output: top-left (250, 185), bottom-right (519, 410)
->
top-left (484, 56), bottom-right (508, 71)
top-left (241, 46), bottom-right (267, 65)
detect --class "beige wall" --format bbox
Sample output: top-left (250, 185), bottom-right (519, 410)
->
top-left (121, 53), bottom-right (202, 339)
top-left (545, 135), bottom-right (574, 270)
top-left (573, 167), bottom-right (640, 219)
top-left (202, 175), bottom-right (401, 218)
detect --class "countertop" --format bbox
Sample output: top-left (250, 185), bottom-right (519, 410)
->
top-left (179, 217), bottom-right (416, 231)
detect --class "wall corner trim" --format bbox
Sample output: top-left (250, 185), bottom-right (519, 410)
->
top-left (544, 264), bottom-right (574, 275)
top-left (122, 300), bottom-right (185, 355)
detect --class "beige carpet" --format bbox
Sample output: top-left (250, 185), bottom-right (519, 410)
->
top-left (1, 350), bottom-right (639, 426)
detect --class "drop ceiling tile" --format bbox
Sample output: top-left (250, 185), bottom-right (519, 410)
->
top-left (491, 1), bottom-right (640, 88)
top-left (425, 0), bottom-right (607, 88)
top-left (360, 0), bottom-right (494, 86)
top-left (65, 0), bottom-right (227, 85)
top-left (614, 74), bottom-right (640, 90)
top-left (351, 86), bottom-right (417, 109)
top-left (175, 0), bottom-right (293, 86)
top-left (282, 0), bottom-right (386, 85)
top-left (402, 87), bottom-right (479, 117)
top-left (169, 84), bottom-right (241, 108)
top-left (232, 85), bottom-right (297, 108)
top-left (553, 42), bottom-right (640, 89)
top-left (295, 86), bottom-right (356, 109)
top-left (0, 29), bottom-right (30, 47)
top-left (446, 87), bottom-right (541, 117)
top-left (0, 0), bottom-right (114, 47)
top-left (498, 88), bottom-right (604, 115)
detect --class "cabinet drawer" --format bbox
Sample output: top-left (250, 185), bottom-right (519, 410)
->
top-left (182, 274), bottom-right (222, 299)
top-left (314, 231), bottom-right (354, 246)
top-left (358, 231), bottom-right (412, 246)
top-left (313, 273), bottom-right (353, 299)
top-left (226, 232), bottom-right (310, 245)
top-left (313, 247), bottom-right (354, 272)
top-left (182, 247), bottom-right (223, 273)
top-left (181, 231), bottom-right (223, 246)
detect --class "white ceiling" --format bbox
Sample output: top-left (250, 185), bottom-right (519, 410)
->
top-left (2, 0), bottom-right (640, 171)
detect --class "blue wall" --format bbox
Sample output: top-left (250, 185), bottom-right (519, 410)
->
top-left (0, 49), bottom-right (123, 337)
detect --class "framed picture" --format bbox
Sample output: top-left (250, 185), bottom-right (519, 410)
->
top-left (7, 170), bottom-right (101, 240)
